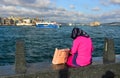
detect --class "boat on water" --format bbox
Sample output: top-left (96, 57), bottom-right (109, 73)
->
top-left (36, 22), bottom-right (59, 28)
top-left (90, 21), bottom-right (101, 26)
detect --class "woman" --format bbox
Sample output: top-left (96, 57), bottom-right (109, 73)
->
top-left (67, 27), bottom-right (94, 67)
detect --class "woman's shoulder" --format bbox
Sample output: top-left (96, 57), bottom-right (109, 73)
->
top-left (74, 36), bottom-right (83, 42)
top-left (76, 36), bottom-right (91, 41)
top-left (76, 36), bottom-right (86, 39)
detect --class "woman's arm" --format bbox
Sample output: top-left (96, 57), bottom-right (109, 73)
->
top-left (71, 38), bottom-right (80, 54)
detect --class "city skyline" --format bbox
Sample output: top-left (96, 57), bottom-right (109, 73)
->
top-left (0, 0), bottom-right (120, 23)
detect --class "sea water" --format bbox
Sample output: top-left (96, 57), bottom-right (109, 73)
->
top-left (0, 25), bottom-right (120, 66)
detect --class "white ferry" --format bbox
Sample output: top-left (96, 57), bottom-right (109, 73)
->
top-left (35, 22), bottom-right (59, 28)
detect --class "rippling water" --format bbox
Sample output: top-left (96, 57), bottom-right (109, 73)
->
top-left (0, 25), bottom-right (120, 66)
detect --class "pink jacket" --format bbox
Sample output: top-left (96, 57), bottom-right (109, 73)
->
top-left (67, 36), bottom-right (93, 67)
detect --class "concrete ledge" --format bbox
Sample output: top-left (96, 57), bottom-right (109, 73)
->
top-left (0, 63), bottom-right (120, 78)
top-left (0, 55), bottom-right (120, 78)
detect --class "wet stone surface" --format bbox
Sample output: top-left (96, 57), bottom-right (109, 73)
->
top-left (0, 55), bottom-right (120, 77)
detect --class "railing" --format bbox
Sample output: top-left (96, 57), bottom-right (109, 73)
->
top-left (0, 38), bottom-right (120, 78)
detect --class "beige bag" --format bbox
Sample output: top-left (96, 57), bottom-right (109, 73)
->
top-left (52, 48), bottom-right (69, 64)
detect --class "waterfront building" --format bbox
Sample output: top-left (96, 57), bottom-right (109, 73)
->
top-left (0, 17), bottom-right (2, 25)
top-left (16, 18), bottom-right (34, 26)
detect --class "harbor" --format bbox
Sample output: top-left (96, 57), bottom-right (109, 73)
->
top-left (0, 16), bottom-right (60, 28)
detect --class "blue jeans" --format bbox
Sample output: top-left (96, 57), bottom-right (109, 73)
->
top-left (72, 52), bottom-right (80, 66)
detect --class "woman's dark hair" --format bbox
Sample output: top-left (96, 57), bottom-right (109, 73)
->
top-left (71, 27), bottom-right (89, 39)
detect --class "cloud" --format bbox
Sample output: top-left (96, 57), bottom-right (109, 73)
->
top-left (69, 5), bottom-right (75, 9)
top-left (0, 0), bottom-right (54, 16)
top-left (91, 7), bottom-right (100, 11)
top-left (110, 0), bottom-right (120, 5)
top-left (100, 0), bottom-right (110, 6)
top-left (0, 0), bottom-right (120, 23)
top-left (96, 10), bottom-right (120, 23)
top-left (0, 0), bottom-right (52, 9)
top-left (0, 0), bottom-right (86, 23)
top-left (100, 0), bottom-right (120, 6)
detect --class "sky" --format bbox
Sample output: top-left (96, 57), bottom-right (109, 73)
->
top-left (0, 0), bottom-right (120, 23)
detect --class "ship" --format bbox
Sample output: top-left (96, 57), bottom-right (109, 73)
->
top-left (35, 21), bottom-right (60, 28)
top-left (90, 21), bottom-right (101, 26)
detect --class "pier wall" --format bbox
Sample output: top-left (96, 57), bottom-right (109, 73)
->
top-left (0, 38), bottom-right (120, 78)
top-left (0, 62), bottom-right (120, 78)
